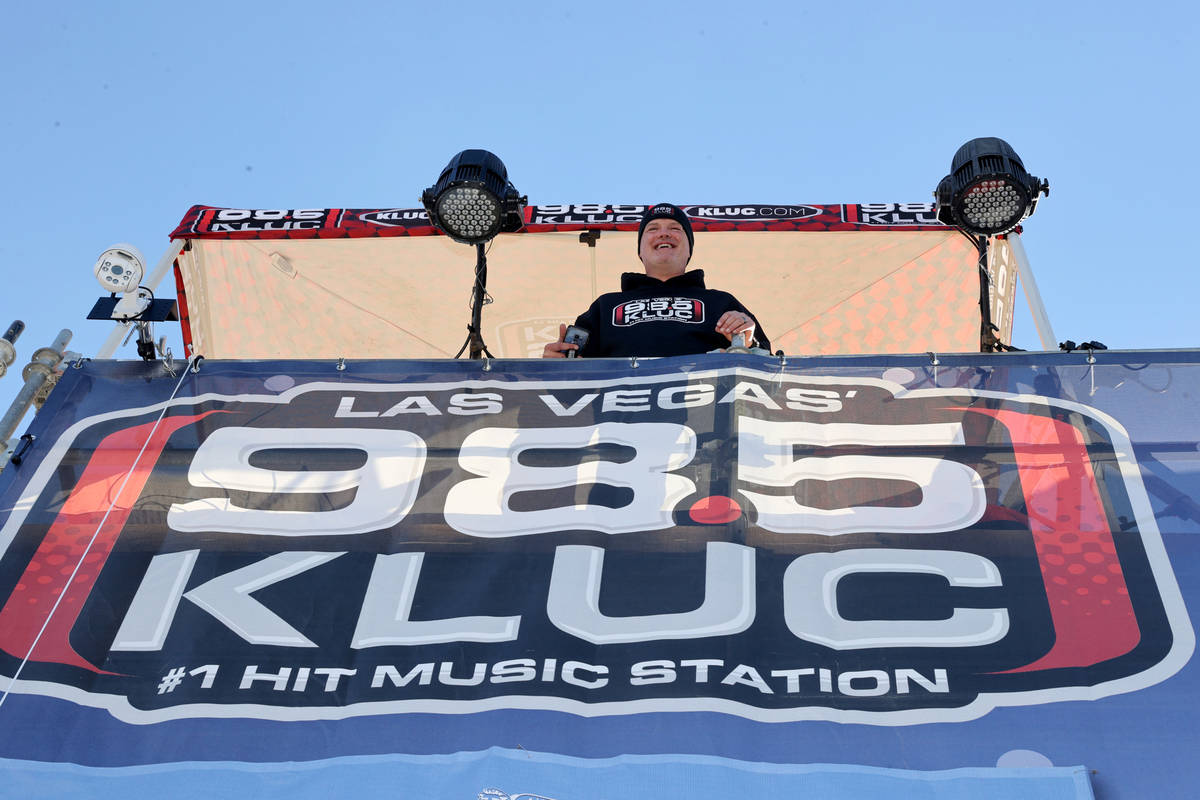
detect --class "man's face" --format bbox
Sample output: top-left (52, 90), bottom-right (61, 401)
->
top-left (638, 218), bottom-right (690, 279)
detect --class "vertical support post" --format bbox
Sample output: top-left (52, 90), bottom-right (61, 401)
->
top-left (972, 234), bottom-right (1001, 352)
top-left (0, 329), bottom-right (73, 461)
top-left (1007, 232), bottom-right (1057, 351)
top-left (455, 243), bottom-right (493, 360)
top-left (470, 243), bottom-right (489, 359)
top-left (0, 320), bottom-right (24, 379)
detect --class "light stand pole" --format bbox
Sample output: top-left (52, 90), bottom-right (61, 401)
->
top-left (454, 243), bottom-right (494, 360)
top-left (970, 233), bottom-right (1002, 352)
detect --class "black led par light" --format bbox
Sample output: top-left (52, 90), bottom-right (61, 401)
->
top-left (935, 137), bottom-right (1049, 236)
top-left (421, 149), bottom-right (526, 245)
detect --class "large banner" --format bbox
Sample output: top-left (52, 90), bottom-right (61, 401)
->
top-left (1, 353), bottom-right (1198, 798)
top-left (169, 203), bottom-right (990, 360)
top-left (170, 203), bottom-right (948, 240)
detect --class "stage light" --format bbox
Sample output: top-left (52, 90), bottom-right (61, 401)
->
top-left (935, 138), bottom-right (1049, 235)
top-left (421, 149), bottom-right (526, 245)
top-left (420, 150), bottom-right (526, 358)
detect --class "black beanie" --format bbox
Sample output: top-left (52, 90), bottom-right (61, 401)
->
top-left (637, 203), bottom-right (694, 256)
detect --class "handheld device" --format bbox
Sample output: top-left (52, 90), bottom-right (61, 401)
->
top-left (563, 325), bottom-right (589, 358)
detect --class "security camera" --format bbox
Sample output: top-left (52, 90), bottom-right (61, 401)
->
top-left (94, 244), bottom-right (145, 293)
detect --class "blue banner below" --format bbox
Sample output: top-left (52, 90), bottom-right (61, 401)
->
top-left (0, 352), bottom-right (1196, 798)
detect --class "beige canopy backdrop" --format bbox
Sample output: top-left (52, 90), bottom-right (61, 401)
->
top-left (170, 205), bottom-right (1016, 359)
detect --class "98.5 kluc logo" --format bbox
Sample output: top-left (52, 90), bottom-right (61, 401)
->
top-left (0, 366), bottom-right (1190, 724)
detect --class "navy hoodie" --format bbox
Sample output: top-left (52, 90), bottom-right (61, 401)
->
top-left (572, 269), bottom-right (770, 358)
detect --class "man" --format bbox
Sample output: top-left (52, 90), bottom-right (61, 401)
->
top-left (542, 203), bottom-right (770, 358)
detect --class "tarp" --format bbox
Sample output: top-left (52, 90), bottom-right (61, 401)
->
top-left (169, 204), bottom-right (1014, 359)
top-left (2, 350), bottom-right (1199, 796)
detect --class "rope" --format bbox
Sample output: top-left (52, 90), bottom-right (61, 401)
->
top-left (0, 356), bottom-right (200, 711)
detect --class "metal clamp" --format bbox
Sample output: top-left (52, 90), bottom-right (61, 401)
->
top-left (9, 434), bottom-right (35, 466)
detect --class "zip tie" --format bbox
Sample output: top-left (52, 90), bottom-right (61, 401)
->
top-left (1086, 346), bottom-right (1097, 396)
top-left (771, 351), bottom-right (788, 392)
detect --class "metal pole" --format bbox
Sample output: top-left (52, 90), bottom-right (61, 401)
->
top-left (454, 243), bottom-right (494, 360)
top-left (0, 320), bottom-right (24, 379)
top-left (972, 234), bottom-right (998, 352)
top-left (0, 329), bottom-right (72, 456)
top-left (469, 243), bottom-right (489, 359)
top-left (1007, 232), bottom-right (1057, 351)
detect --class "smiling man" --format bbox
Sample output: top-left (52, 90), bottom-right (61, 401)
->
top-left (543, 203), bottom-right (771, 358)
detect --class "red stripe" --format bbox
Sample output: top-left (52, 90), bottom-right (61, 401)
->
top-left (0, 412), bottom-right (215, 672)
top-left (172, 257), bottom-right (196, 359)
top-left (966, 408), bottom-right (1140, 672)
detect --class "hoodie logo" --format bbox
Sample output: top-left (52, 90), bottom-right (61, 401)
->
top-left (613, 298), bottom-right (704, 326)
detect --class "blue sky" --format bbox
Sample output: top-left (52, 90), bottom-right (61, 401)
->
top-left (1, 2), bottom-right (1196, 367)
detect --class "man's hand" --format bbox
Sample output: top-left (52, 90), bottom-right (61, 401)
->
top-left (715, 311), bottom-right (755, 343)
top-left (542, 323), bottom-right (578, 358)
